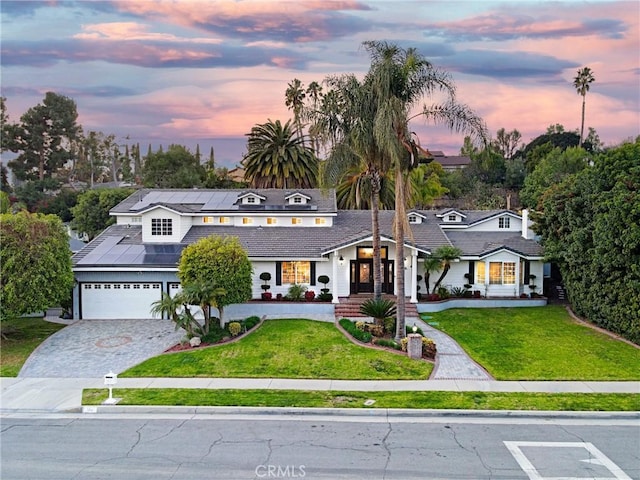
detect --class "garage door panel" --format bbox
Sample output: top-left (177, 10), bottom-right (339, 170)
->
top-left (81, 283), bottom-right (162, 319)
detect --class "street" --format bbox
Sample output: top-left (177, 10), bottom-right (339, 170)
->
top-left (1, 412), bottom-right (638, 479)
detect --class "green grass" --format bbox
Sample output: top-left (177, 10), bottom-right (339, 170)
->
top-left (426, 306), bottom-right (640, 380)
top-left (122, 319), bottom-right (433, 379)
top-left (82, 388), bottom-right (640, 411)
top-left (0, 317), bottom-right (66, 377)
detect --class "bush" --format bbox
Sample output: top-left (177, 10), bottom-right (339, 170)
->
top-left (317, 292), bottom-right (333, 302)
top-left (355, 321), bottom-right (366, 331)
top-left (339, 318), bottom-right (372, 343)
top-left (365, 324), bottom-right (384, 337)
top-left (422, 337), bottom-right (437, 359)
top-left (383, 317), bottom-right (395, 336)
top-left (286, 283), bottom-right (307, 301)
top-left (201, 324), bottom-right (227, 344)
top-left (436, 286), bottom-right (450, 299)
top-left (305, 290), bottom-right (316, 301)
top-left (374, 338), bottom-right (402, 350)
top-left (450, 286), bottom-right (468, 297)
top-left (243, 315), bottom-right (261, 330)
top-left (228, 322), bottom-right (242, 336)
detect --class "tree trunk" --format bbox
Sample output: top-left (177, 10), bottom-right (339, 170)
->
top-left (394, 165), bottom-right (406, 342)
top-left (579, 95), bottom-right (586, 147)
top-left (433, 265), bottom-right (451, 291)
top-left (371, 170), bottom-right (383, 300)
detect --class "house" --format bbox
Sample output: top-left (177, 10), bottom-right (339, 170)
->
top-left (424, 150), bottom-right (471, 171)
top-left (71, 188), bottom-right (544, 319)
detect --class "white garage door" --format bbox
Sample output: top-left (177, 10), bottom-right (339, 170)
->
top-left (81, 282), bottom-right (162, 319)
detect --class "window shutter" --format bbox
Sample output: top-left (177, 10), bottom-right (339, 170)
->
top-left (310, 262), bottom-right (316, 285)
top-left (468, 262), bottom-right (475, 283)
top-left (276, 261), bottom-right (282, 286)
top-left (524, 261), bottom-right (530, 283)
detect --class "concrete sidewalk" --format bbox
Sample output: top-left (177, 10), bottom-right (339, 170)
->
top-left (1, 377), bottom-right (638, 413)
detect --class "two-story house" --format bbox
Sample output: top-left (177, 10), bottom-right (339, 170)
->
top-left (71, 188), bottom-right (544, 319)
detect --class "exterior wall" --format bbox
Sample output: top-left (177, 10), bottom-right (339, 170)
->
top-left (212, 302), bottom-right (335, 322)
top-left (141, 209), bottom-right (187, 243)
top-left (417, 297), bottom-right (547, 313)
top-left (465, 215), bottom-right (521, 233)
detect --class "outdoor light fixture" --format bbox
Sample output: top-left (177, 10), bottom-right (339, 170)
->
top-left (412, 323), bottom-right (418, 333)
top-left (338, 255), bottom-right (344, 266)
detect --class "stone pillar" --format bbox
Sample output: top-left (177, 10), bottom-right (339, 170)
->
top-left (407, 333), bottom-right (423, 360)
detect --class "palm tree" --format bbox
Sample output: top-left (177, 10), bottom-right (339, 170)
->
top-left (312, 74), bottom-right (391, 300)
top-left (361, 40), bottom-right (487, 342)
top-left (422, 256), bottom-right (441, 295)
top-left (432, 246), bottom-right (463, 291)
top-left (285, 78), bottom-right (306, 140)
top-left (150, 292), bottom-right (202, 338)
top-left (305, 81), bottom-right (323, 155)
top-left (573, 67), bottom-right (595, 147)
top-left (242, 119), bottom-right (318, 189)
top-left (181, 280), bottom-right (226, 335)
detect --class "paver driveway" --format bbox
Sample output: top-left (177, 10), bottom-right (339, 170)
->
top-left (18, 319), bottom-right (184, 378)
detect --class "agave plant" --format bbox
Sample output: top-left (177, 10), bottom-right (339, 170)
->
top-left (359, 298), bottom-right (397, 326)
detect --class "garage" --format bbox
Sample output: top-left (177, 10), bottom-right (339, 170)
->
top-left (80, 282), bottom-right (162, 319)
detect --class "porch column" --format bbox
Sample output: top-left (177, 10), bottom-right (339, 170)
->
top-left (410, 250), bottom-right (418, 303)
top-left (332, 251), bottom-right (339, 304)
top-left (515, 259), bottom-right (521, 297)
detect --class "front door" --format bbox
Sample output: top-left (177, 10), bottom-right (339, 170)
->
top-left (349, 246), bottom-right (393, 294)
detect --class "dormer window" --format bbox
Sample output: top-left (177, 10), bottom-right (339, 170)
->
top-left (238, 192), bottom-right (266, 205)
top-left (151, 218), bottom-right (172, 236)
top-left (285, 192), bottom-right (311, 205)
top-left (499, 217), bottom-right (510, 229)
top-left (247, 197), bottom-right (256, 204)
top-left (448, 214), bottom-right (457, 222)
top-left (409, 215), bottom-right (418, 224)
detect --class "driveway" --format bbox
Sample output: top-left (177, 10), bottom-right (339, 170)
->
top-left (18, 319), bottom-right (184, 378)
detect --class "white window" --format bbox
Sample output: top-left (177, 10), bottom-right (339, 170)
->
top-left (489, 261), bottom-right (516, 284)
top-left (499, 217), bottom-right (510, 229)
top-left (476, 261), bottom-right (486, 284)
top-left (315, 218), bottom-right (326, 225)
top-left (267, 217), bottom-right (277, 225)
top-left (409, 215), bottom-right (417, 224)
top-left (151, 218), bottom-right (172, 236)
top-left (203, 216), bottom-right (214, 224)
top-left (219, 216), bottom-right (230, 224)
top-left (131, 217), bottom-right (142, 224)
top-left (242, 217), bottom-right (253, 225)
top-left (293, 197), bottom-right (302, 204)
top-left (448, 214), bottom-right (457, 222)
top-left (247, 197), bottom-right (256, 204)
top-left (292, 218), bottom-right (302, 225)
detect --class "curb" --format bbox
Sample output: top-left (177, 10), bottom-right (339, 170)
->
top-left (80, 405), bottom-right (640, 419)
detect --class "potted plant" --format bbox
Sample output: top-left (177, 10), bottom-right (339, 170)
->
top-left (259, 272), bottom-right (271, 300)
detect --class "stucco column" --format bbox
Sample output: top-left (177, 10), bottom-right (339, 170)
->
top-left (332, 251), bottom-right (339, 304)
top-left (410, 250), bottom-right (418, 303)
top-left (515, 259), bottom-right (521, 297)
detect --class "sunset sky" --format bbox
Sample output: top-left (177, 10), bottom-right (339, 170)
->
top-left (1, 0), bottom-right (638, 168)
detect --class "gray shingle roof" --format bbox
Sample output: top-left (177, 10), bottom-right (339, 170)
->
top-left (445, 231), bottom-right (543, 257)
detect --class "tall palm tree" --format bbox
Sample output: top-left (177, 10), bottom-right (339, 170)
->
top-left (305, 81), bottom-right (323, 155)
top-left (312, 74), bottom-right (391, 299)
top-left (242, 119), bottom-right (318, 189)
top-left (573, 67), bottom-right (595, 147)
top-left (432, 246), bottom-right (463, 291)
top-left (362, 40), bottom-right (487, 341)
top-left (285, 78), bottom-right (306, 141)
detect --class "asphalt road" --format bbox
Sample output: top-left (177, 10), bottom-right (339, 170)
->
top-left (1, 412), bottom-right (638, 479)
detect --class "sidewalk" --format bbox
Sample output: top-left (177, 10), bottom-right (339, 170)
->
top-left (1, 376), bottom-right (638, 413)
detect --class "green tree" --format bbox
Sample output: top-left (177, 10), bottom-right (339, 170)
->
top-left (178, 236), bottom-right (252, 327)
top-left (407, 163), bottom-right (448, 209)
top-left (242, 119), bottom-right (318, 188)
top-left (285, 78), bottom-right (306, 140)
top-left (362, 40), bottom-right (485, 341)
top-left (150, 292), bottom-right (203, 338)
top-left (520, 146), bottom-right (590, 208)
top-left (1, 211), bottom-right (74, 319)
top-left (142, 144), bottom-right (205, 188)
top-left (70, 187), bottom-right (133, 240)
top-left (534, 137), bottom-right (639, 343)
top-left (432, 246), bottom-right (464, 291)
top-left (492, 128), bottom-right (523, 160)
top-left (7, 92), bottom-right (80, 181)
top-left (573, 67), bottom-right (595, 147)
top-left (422, 256), bottom-right (441, 295)
top-left (180, 280), bottom-right (227, 335)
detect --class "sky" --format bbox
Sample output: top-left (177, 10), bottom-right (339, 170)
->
top-left (1, 0), bottom-right (639, 168)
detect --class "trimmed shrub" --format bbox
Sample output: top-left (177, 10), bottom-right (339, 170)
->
top-left (242, 315), bottom-right (261, 330)
top-left (339, 318), bottom-right (372, 343)
top-left (374, 338), bottom-right (402, 350)
top-left (228, 322), bottom-right (242, 337)
top-left (286, 283), bottom-right (307, 301)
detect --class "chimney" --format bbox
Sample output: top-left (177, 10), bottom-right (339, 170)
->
top-left (521, 209), bottom-right (529, 239)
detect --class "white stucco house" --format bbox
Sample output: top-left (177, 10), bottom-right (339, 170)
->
top-left (71, 188), bottom-right (544, 320)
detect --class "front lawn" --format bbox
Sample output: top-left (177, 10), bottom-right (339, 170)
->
top-left (82, 388), bottom-right (640, 411)
top-left (0, 317), bottom-right (66, 377)
top-left (426, 306), bottom-right (640, 380)
top-left (122, 319), bottom-right (433, 379)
